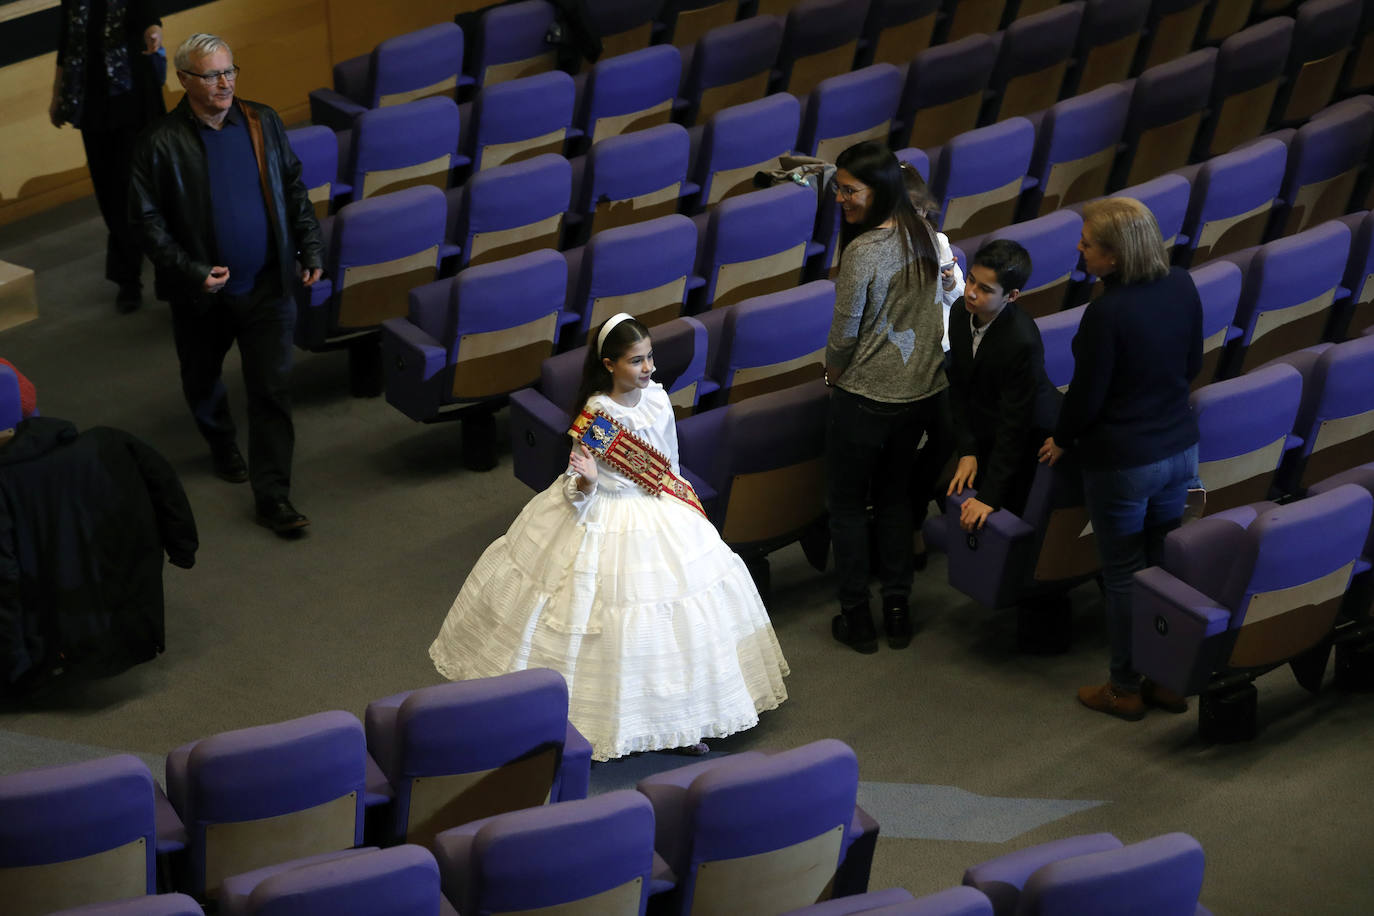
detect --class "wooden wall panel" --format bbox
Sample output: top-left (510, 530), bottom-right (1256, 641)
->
top-left (0, 0), bottom-right (490, 226)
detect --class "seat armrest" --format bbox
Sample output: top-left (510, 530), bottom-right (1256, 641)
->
top-left (153, 781), bottom-right (187, 854)
top-left (553, 722), bottom-right (593, 802)
top-left (308, 87), bottom-right (367, 133)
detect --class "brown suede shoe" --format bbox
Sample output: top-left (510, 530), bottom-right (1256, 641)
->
top-left (1077, 682), bottom-right (1146, 721)
top-left (1142, 679), bottom-right (1189, 714)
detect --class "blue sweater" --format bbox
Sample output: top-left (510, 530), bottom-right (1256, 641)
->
top-left (1053, 267), bottom-right (1203, 469)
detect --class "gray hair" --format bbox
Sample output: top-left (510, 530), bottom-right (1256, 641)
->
top-left (175, 33), bottom-right (233, 72)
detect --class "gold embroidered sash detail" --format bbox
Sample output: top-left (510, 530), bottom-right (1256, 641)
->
top-left (568, 408), bottom-right (706, 518)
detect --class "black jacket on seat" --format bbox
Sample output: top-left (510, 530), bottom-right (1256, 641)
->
top-left (0, 417), bottom-right (197, 697)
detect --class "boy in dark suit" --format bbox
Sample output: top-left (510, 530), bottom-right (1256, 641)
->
top-left (947, 240), bottom-right (1058, 532)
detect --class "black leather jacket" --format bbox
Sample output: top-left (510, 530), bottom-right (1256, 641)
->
top-left (129, 96), bottom-right (323, 306)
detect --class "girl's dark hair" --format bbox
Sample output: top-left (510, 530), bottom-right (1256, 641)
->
top-left (835, 142), bottom-right (939, 289)
top-left (573, 316), bottom-right (651, 419)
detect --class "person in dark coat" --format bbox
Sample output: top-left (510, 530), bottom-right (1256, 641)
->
top-left (946, 239), bottom-right (1059, 532)
top-left (0, 415), bottom-right (197, 699)
top-left (129, 32), bottom-right (323, 534)
top-left (50, 0), bottom-right (167, 312)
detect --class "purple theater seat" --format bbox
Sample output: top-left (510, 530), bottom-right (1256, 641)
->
top-left (1176, 137), bottom-right (1287, 267)
top-left (1188, 260), bottom-right (1244, 388)
top-left (1069, 0), bottom-right (1149, 96)
top-left (986, 3), bottom-right (1083, 123)
top-left (664, 0), bottom-right (744, 53)
top-left (1190, 363), bottom-right (1303, 514)
top-left (860, 0), bottom-right (940, 68)
top-left (363, 669), bottom-right (593, 847)
top-left (677, 380), bottom-right (829, 556)
top-left (433, 790), bottom-right (657, 916)
top-left (711, 280), bottom-right (833, 406)
top-left (309, 23), bottom-right (468, 132)
top-left (798, 64), bottom-right (903, 163)
top-left (381, 248), bottom-right (565, 428)
top-left (963, 832), bottom-right (1123, 916)
top-left (985, 210), bottom-right (1084, 319)
top-left (893, 34), bottom-right (998, 152)
top-left (784, 885), bottom-right (994, 915)
top-left (695, 182), bottom-right (817, 309)
top-left (1016, 833), bottom-right (1210, 916)
top-left (1330, 209), bottom-right (1374, 339)
top-left (0, 755), bottom-right (182, 915)
top-left (507, 316), bottom-right (714, 491)
top-left (1195, 17), bottom-right (1293, 160)
top-left (472, 0), bottom-right (558, 87)
top-left (0, 364), bottom-right (22, 429)
top-left (1279, 334), bottom-right (1374, 490)
top-left (943, 0), bottom-right (1008, 42)
top-left (923, 456), bottom-right (1102, 613)
top-left (465, 71), bottom-right (575, 172)
top-left (1138, 0), bottom-right (1209, 73)
top-left (218, 846), bottom-right (457, 916)
top-left (565, 214), bottom-right (699, 342)
top-left (1022, 84), bottom-right (1131, 218)
top-left (51, 894), bottom-right (203, 915)
top-left (295, 184), bottom-right (446, 354)
top-left (164, 712), bottom-right (367, 900)
top-left (1273, 0), bottom-right (1364, 126)
top-left (1308, 462), bottom-right (1374, 624)
top-left (1113, 49), bottom-right (1216, 190)
top-left (680, 16), bottom-right (785, 126)
top-left (573, 123), bottom-right (696, 242)
top-left (445, 154), bottom-right (570, 273)
top-left (586, 0), bottom-right (662, 59)
top-left (691, 93), bottom-right (802, 210)
top-left (931, 118), bottom-right (1036, 243)
top-left (1133, 484), bottom-right (1372, 707)
top-left (576, 44), bottom-right (681, 147)
top-left (1035, 304), bottom-right (1084, 392)
top-left (342, 96), bottom-right (461, 203)
top-left (774, 0), bottom-right (871, 99)
top-left (1271, 105), bottom-right (1374, 239)
top-left (287, 125), bottom-right (349, 220)
top-left (635, 740), bottom-right (878, 914)
top-left (1226, 219), bottom-right (1352, 374)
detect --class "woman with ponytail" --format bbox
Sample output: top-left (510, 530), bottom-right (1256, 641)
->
top-left (826, 141), bottom-right (949, 655)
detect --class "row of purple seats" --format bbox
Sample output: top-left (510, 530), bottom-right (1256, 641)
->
top-left (0, 669), bottom-right (593, 909)
top-left (1133, 468), bottom-right (1374, 741)
top-left (6, 733), bottom-right (881, 915)
top-left (915, 91), bottom-right (1372, 248)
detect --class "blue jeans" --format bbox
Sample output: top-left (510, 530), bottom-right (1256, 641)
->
top-left (1081, 444), bottom-right (1199, 691)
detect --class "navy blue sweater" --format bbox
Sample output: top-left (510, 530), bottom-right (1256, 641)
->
top-left (1053, 267), bottom-right (1203, 469)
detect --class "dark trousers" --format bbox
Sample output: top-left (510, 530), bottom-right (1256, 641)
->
top-left (170, 283), bottom-right (295, 502)
top-left (80, 124), bottom-right (144, 290)
top-left (827, 387), bottom-right (946, 607)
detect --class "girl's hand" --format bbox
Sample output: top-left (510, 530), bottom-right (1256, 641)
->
top-left (569, 444), bottom-right (597, 487)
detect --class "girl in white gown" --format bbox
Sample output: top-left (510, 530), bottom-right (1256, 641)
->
top-left (430, 313), bottom-right (790, 761)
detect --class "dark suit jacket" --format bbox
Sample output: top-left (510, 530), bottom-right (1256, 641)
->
top-left (947, 300), bottom-right (1059, 513)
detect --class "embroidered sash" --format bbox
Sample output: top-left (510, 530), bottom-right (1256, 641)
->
top-left (568, 409), bottom-right (707, 518)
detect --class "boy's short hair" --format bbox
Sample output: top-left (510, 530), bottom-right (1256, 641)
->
top-left (972, 239), bottom-right (1032, 295)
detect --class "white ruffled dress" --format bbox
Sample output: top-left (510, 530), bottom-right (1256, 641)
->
top-left (429, 382), bottom-right (790, 761)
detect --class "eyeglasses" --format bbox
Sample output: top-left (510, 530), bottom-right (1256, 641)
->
top-left (836, 182), bottom-right (870, 200)
top-left (180, 65), bottom-right (240, 85)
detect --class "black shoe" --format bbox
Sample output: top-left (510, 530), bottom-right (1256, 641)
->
top-left (211, 445), bottom-right (249, 483)
top-left (115, 284), bottom-right (142, 314)
top-left (256, 497), bottom-right (310, 535)
top-left (832, 602), bottom-right (879, 654)
top-left (883, 598), bottom-right (913, 650)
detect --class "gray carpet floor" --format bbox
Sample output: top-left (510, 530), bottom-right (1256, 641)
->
top-left (2, 199), bottom-right (1373, 914)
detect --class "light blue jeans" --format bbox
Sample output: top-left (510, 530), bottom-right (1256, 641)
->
top-left (1082, 444), bottom-right (1199, 691)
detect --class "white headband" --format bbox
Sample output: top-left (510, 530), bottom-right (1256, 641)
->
top-left (597, 312), bottom-right (636, 356)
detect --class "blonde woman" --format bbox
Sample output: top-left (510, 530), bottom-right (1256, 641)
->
top-left (1038, 198), bottom-right (1203, 722)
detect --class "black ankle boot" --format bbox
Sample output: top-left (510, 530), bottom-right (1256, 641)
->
top-left (883, 598), bottom-right (912, 650)
top-left (832, 602), bottom-right (879, 654)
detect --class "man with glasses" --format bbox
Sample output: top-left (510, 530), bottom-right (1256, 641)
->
top-left (130, 33), bottom-right (323, 536)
